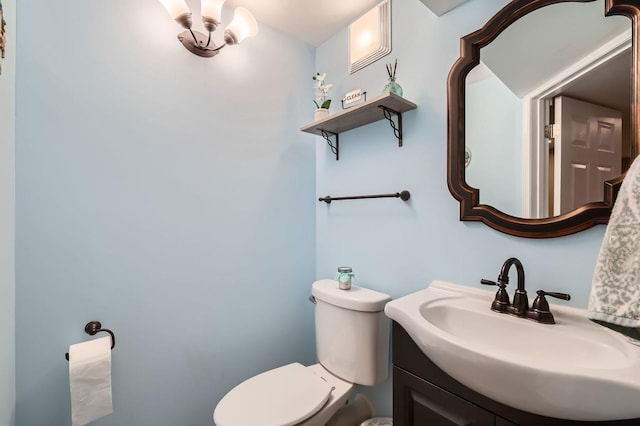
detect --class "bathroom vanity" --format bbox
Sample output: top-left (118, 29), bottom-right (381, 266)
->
top-left (392, 322), bottom-right (640, 425)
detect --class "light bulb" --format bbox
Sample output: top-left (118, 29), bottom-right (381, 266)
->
top-left (201, 0), bottom-right (225, 26)
top-left (157, 0), bottom-right (192, 28)
top-left (224, 7), bottom-right (258, 45)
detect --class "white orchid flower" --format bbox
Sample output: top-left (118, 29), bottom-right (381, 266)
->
top-left (312, 72), bottom-right (332, 110)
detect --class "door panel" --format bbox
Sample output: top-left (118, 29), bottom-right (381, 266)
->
top-left (554, 96), bottom-right (622, 215)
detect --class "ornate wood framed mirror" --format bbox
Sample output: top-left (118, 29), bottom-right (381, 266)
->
top-left (447, 0), bottom-right (640, 238)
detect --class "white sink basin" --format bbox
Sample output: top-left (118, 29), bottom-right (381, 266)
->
top-left (384, 280), bottom-right (640, 421)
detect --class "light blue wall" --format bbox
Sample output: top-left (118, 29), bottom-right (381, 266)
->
top-left (15, 0), bottom-right (316, 425)
top-left (466, 74), bottom-right (522, 216)
top-left (11, 0), bottom-right (616, 423)
top-left (315, 0), bottom-right (606, 416)
top-left (0, 0), bottom-right (15, 424)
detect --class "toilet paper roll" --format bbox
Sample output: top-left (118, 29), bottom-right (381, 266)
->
top-left (69, 336), bottom-right (113, 426)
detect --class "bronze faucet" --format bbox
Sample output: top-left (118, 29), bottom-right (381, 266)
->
top-left (481, 257), bottom-right (570, 324)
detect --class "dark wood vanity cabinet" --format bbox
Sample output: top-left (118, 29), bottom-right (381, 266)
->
top-left (393, 366), bottom-right (500, 425)
top-left (391, 322), bottom-right (639, 426)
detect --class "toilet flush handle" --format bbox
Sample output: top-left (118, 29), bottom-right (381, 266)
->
top-left (309, 295), bottom-right (316, 304)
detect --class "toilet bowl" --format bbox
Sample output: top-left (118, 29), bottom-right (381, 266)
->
top-left (213, 279), bottom-right (391, 426)
top-left (213, 363), bottom-right (353, 426)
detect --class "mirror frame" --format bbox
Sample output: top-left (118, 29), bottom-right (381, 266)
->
top-left (447, 0), bottom-right (640, 238)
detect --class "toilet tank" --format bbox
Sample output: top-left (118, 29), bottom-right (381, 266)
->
top-left (311, 279), bottom-right (391, 386)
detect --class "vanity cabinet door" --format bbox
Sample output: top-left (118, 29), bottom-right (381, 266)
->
top-left (391, 321), bottom-right (640, 425)
top-left (393, 366), bottom-right (495, 426)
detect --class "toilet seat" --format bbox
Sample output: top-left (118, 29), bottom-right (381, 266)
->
top-left (213, 362), bottom-right (334, 426)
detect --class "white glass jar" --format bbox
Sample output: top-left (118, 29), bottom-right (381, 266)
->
top-left (336, 267), bottom-right (354, 290)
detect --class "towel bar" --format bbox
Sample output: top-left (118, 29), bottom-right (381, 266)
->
top-left (319, 190), bottom-right (410, 204)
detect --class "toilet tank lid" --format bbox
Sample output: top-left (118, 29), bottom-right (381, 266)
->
top-left (312, 279), bottom-right (391, 312)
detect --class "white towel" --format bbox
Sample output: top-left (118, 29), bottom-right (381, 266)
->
top-left (588, 155), bottom-right (640, 338)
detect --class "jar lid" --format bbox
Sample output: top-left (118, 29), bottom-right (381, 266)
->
top-left (337, 267), bottom-right (352, 273)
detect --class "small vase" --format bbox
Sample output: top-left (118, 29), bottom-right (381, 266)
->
top-left (314, 108), bottom-right (330, 121)
top-left (382, 77), bottom-right (403, 97)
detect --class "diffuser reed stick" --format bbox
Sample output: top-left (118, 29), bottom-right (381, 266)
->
top-left (386, 59), bottom-right (398, 79)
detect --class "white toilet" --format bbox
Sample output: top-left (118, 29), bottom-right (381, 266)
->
top-left (213, 279), bottom-right (392, 426)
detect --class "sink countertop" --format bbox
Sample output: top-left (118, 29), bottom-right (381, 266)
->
top-left (385, 280), bottom-right (640, 421)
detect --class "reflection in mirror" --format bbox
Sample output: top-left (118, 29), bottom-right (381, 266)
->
top-left (465, 0), bottom-right (630, 219)
top-left (447, 0), bottom-right (640, 238)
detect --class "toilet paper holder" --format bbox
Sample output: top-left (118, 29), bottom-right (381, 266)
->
top-left (65, 321), bottom-right (116, 361)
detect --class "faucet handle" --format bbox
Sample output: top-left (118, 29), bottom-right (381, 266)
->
top-left (480, 278), bottom-right (510, 312)
top-left (536, 290), bottom-right (571, 301)
top-left (532, 290), bottom-right (570, 311)
top-left (528, 290), bottom-right (571, 324)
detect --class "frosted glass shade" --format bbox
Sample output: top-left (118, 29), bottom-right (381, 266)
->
top-left (348, 0), bottom-right (391, 74)
top-left (157, 0), bottom-right (191, 20)
top-left (201, 0), bottom-right (225, 23)
top-left (224, 7), bottom-right (258, 44)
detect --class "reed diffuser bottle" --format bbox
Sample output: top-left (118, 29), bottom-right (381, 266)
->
top-left (382, 59), bottom-right (403, 97)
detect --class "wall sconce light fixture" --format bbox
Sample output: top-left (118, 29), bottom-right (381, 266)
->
top-left (349, 0), bottom-right (391, 73)
top-left (158, 0), bottom-right (258, 58)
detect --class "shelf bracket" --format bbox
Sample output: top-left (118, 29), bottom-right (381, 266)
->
top-left (320, 129), bottom-right (340, 161)
top-left (379, 106), bottom-right (403, 147)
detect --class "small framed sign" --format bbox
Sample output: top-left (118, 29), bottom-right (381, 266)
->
top-left (342, 89), bottom-right (367, 109)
